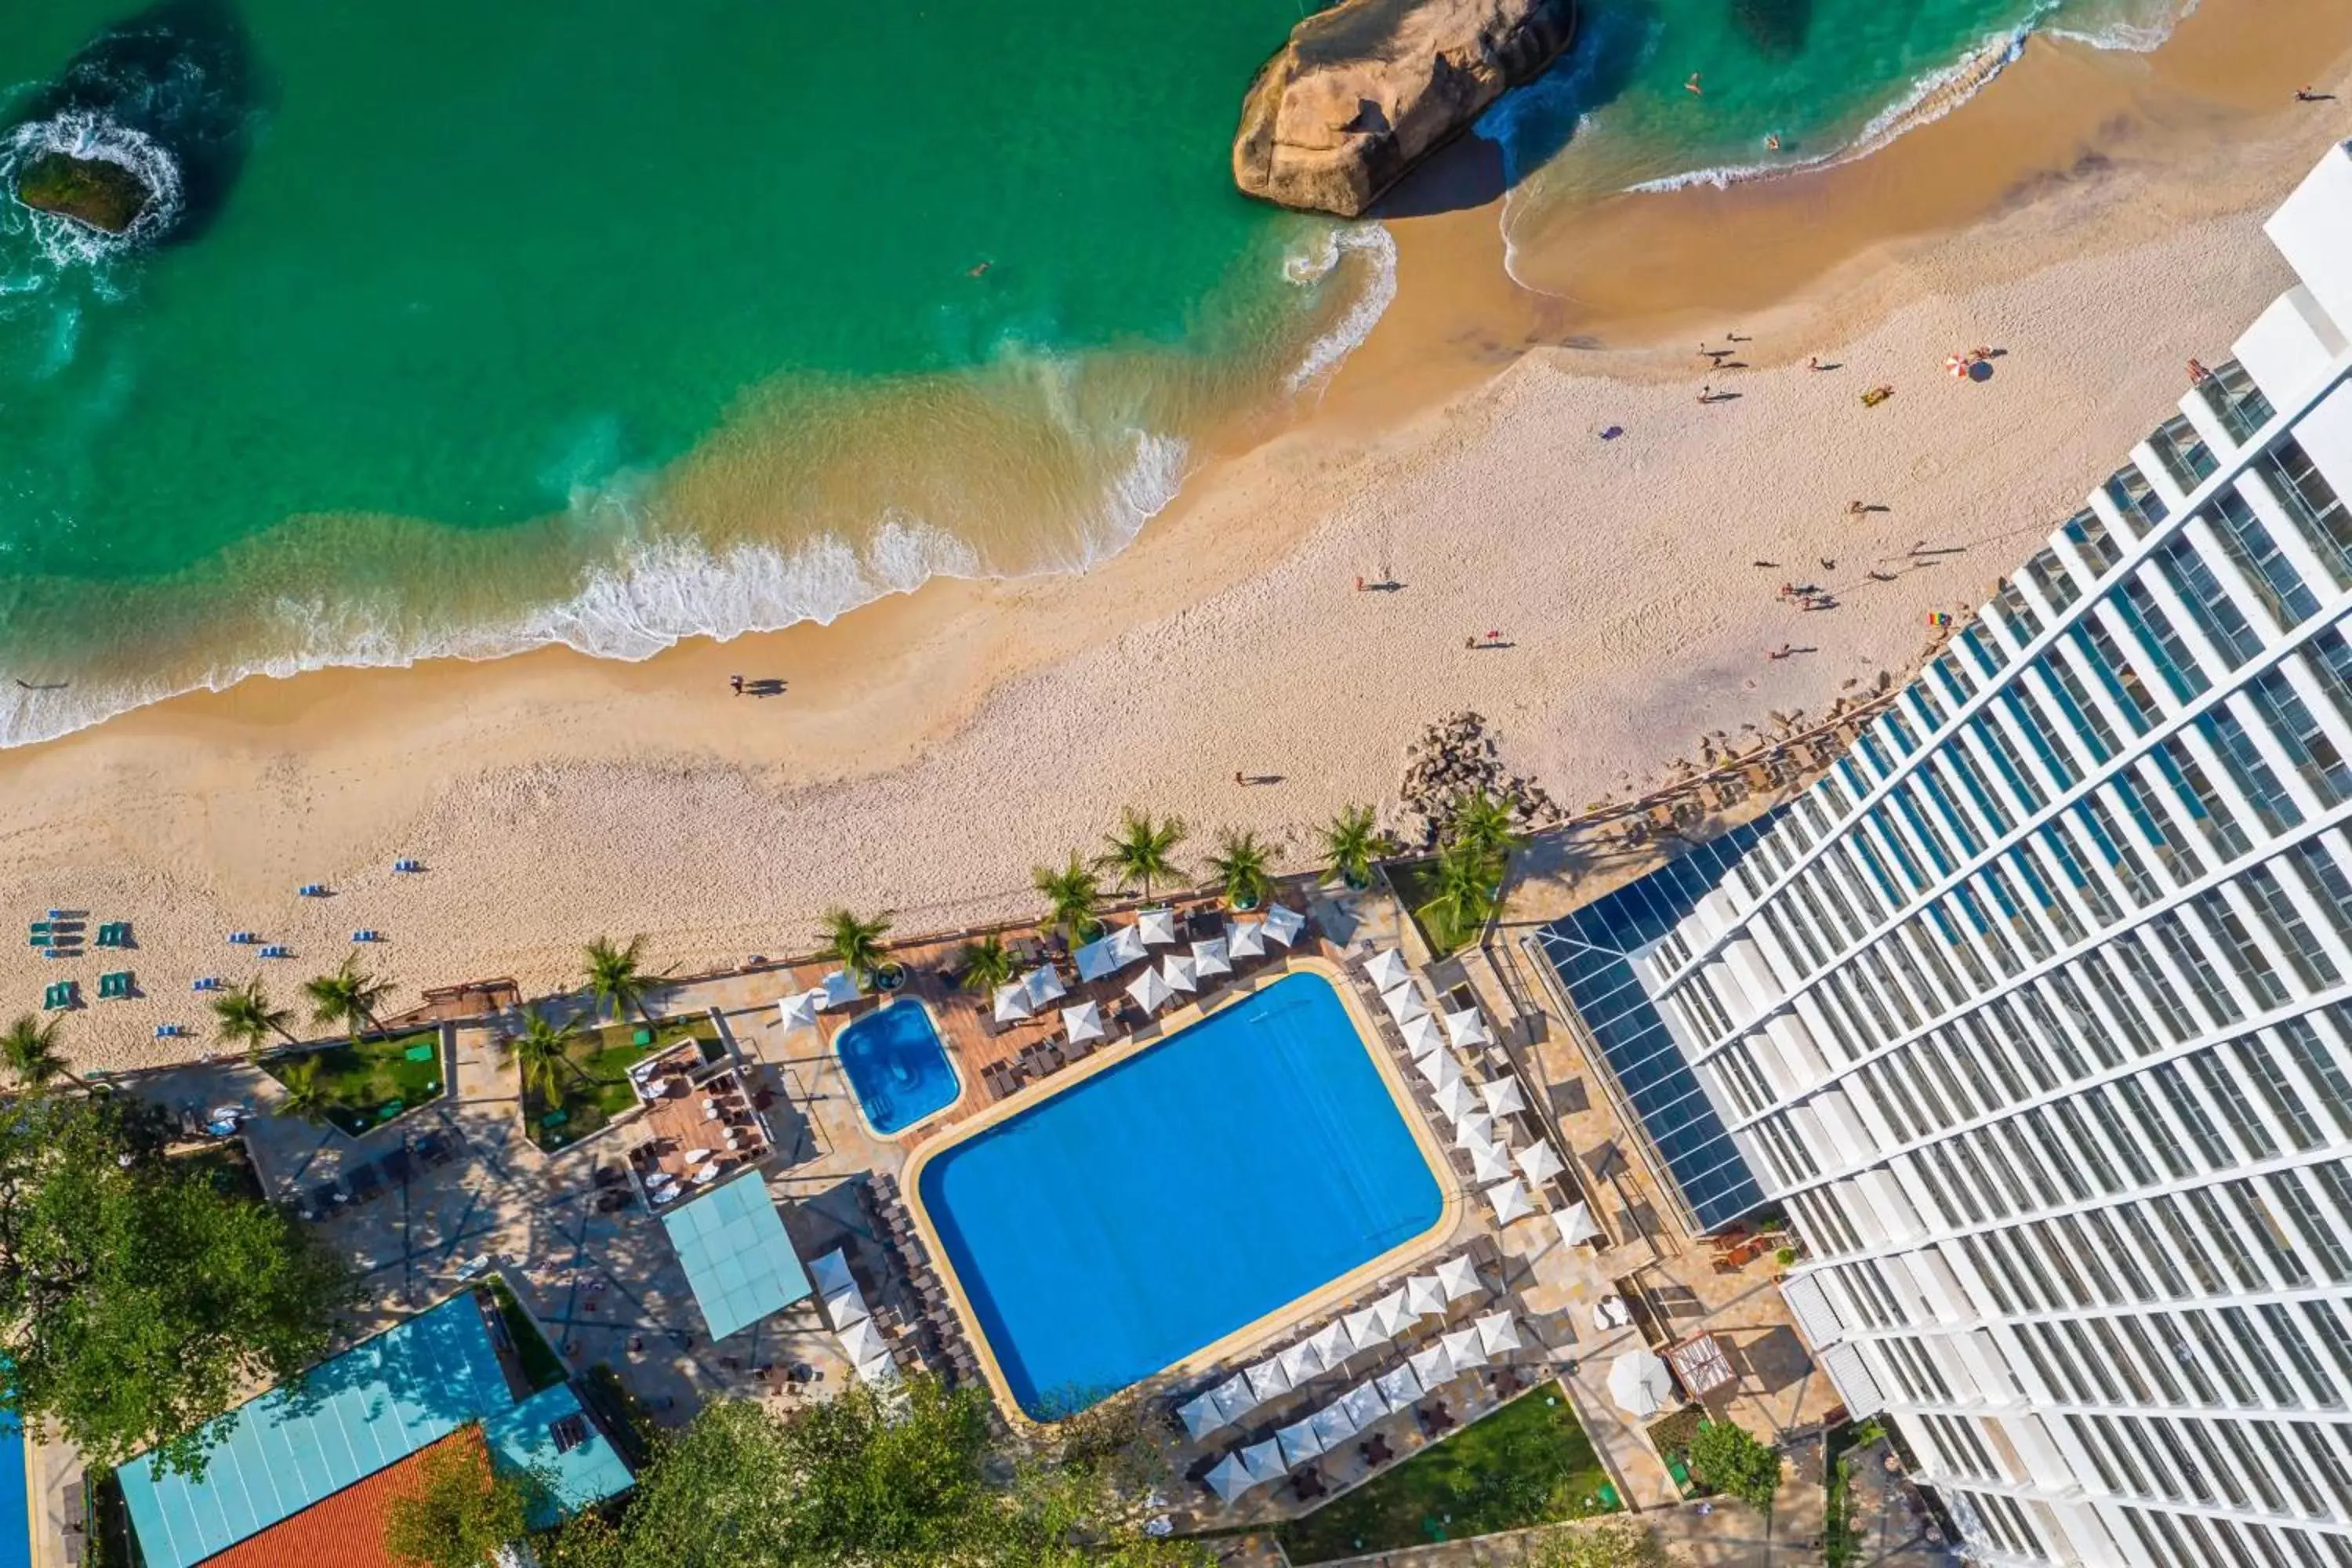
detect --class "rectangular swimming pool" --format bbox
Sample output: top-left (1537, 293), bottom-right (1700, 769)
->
top-left (914, 970), bottom-right (1444, 1420)
top-left (835, 1000), bottom-right (960, 1136)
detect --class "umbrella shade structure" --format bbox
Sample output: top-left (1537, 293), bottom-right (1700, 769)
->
top-left (993, 982), bottom-right (1036, 1023)
top-left (1486, 1177), bottom-right (1535, 1225)
top-left (1227, 919), bottom-right (1267, 957)
top-left (1372, 1287), bottom-right (1414, 1337)
top-left (858, 1355), bottom-right (901, 1388)
top-left (1452, 1112), bottom-right (1494, 1151)
top-left (808, 1249), bottom-right (856, 1298)
top-left (1310, 1402), bottom-right (1360, 1449)
top-left (822, 1287), bottom-right (869, 1328)
top-left (1376, 1361), bottom-right (1425, 1410)
top-left (1212, 1374), bottom-right (1258, 1425)
top-left (1400, 1014), bottom-right (1446, 1058)
top-left (1246, 1360), bottom-right (1293, 1405)
top-left (1073, 935), bottom-right (1120, 982)
top-left (1204, 1454), bottom-right (1257, 1503)
top-left (1261, 905), bottom-right (1305, 945)
top-left (818, 970), bottom-right (863, 1010)
top-left (1276, 1419), bottom-right (1326, 1468)
top-left (1138, 908), bottom-right (1179, 946)
top-left (1405, 1274), bottom-right (1446, 1318)
top-left (1668, 1334), bottom-right (1737, 1397)
top-left (1515, 1140), bottom-right (1566, 1185)
top-left (1440, 1325), bottom-right (1490, 1372)
top-left (1415, 1050), bottom-right (1463, 1091)
top-left (1468, 1139), bottom-right (1516, 1185)
top-left (1062, 1002), bottom-right (1107, 1044)
top-left (1480, 1076), bottom-right (1527, 1117)
top-left (1436, 1254), bottom-right (1482, 1302)
top-left (1339, 1381), bottom-right (1389, 1434)
top-left (1366, 949), bottom-right (1412, 991)
top-left (1192, 937), bottom-right (1232, 977)
top-left (1023, 964), bottom-right (1067, 1007)
top-left (1408, 1341), bottom-right (1454, 1389)
top-left (1476, 1311), bottom-right (1523, 1356)
top-left (1343, 1305), bottom-right (1389, 1355)
top-left (1555, 1200), bottom-right (1603, 1246)
top-left (1276, 1339), bottom-right (1323, 1388)
top-left (1108, 924), bottom-right (1151, 967)
top-left (1163, 954), bottom-right (1199, 993)
top-left (838, 1317), bottom-right (886, 1364)
top-left (1127, 966), bottom-right (1175, 1014)
top-left (1240, 1440), bottom-right (1286, 1483)
top-left (1180, 1388), bottom-right (1236, 1440)
top-left (779, 989), bottom-right (821, 1033)
top-left (1609, 1348), bottom-right (1676, 1418)
top-left (1308, 1321), bottom-right (1351, 1368)
top-left (1381, 983), bottom-right (1431, 1025)
top-left (1433, 1077), bottom-right (1478, 1121)
top-left (1443, 1007), bottom-right (1494, 1047)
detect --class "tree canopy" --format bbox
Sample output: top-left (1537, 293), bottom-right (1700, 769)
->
top-left (0, 1094), bottom-right (350, 1473)
top-left (1525, 1518), bottom-right (1683, 1568)
top-left (1687, 1418), bottom-right (1783, 1512)
top-left (382, 1428), bottom-right (535, 1568)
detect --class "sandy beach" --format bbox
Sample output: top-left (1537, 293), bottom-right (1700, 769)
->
top-left (8, 0), bottom-right (2352, 1071)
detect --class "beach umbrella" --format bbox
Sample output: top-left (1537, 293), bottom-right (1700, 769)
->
top-left (1276, 1338), bottom-right (1324, 1387)
top-left (1372, 1287), bottom-right (1414, 1337)
top-left (1074, 935), bottom-right (1120, 982)
top-left (1436, 1254), bottom-right (1482, 1303)
top-left (1342, 1305), bottom-right (1388, 1355)
top-left (818, 970), bottom-right (862, 1011)
top-left (1405, 1274), bottom-right (1446, 1318)
top-left (1516, 1140), bottom-right (1566, 1185)
top-left (1239, 1440), bottom-right (1286, 1483)
top-left (1108, 924), bottom-right (1150, 967)
top-left (1310, 1402), bottom-right (1360, 1450)
top-left (1401, 1014), bottom-right (1446, 1058)
top-left (857, 1355), bottom-right (901, 1388)
top-left (823, 1287), bottom-right (869, 1329)
top-left (1555, 1200), bottom-right (1602, 1246)
top-left (1609, 1348), bottom-right (1675, 1418)
top-left (1452, 1112), bottom-right (1494, 1151)
top-left (1180, 1389), bottom-right (1235, 1440)
top-left (993, 982), bottom-right (1035, 1024)
top-left (1062, 1001), bottom-right (1107, 1044)
top-left (1340, 1381), bottom-right (1389, 1433)
top-left (1308, 1320), bottom-right (1351, 1367)
top-left (1469, 1140), bottom-right (1515, 1185)
top-left (1138, 908), bottom-right (1179, 946)
top-left (1481, 1076), bottom-right (1527, 1118)
top-left (1212, 1374), bottom-right (1258, 1424)
top-left (1375, 1361), bottom-right (1425, 1410)
top-left (1443, 1007), bottom-right (1493, 1047)
top-left (1192, 937), bottom-right (1231, 978)
top-left (1382, 983), bottom-right (1430, 1025)
top-left (1204, 1454), bottom-right (1255, 1503)
top-left (1262, 905), bottom-right (1305, 946)
top-left (809, 1249), bottom-right (856, 1298)
top-left (779, 990), bottom-right (821, 1033)
top-left (1486, 1177), bottom-right (1534, 1225)
top-left (839, 1318), bottom-right (886, 1365)
top-left (1162, 953), bottom-right (1198, 994)
top-left (1276, 1418), bottom-right (1326, 1468)
top-left (1440, 1325), bottom-right (1490, 1373)
top-left (1476, 1311), bottom-right (1523, 1356)
top-left (1023, 964), bottom-right (1067, 1007)
top-left (1433, 1077), bottom-right (1477, 1121)
top-left (1246, 1359), bottom-right (1293, 1406)
top-left (1366, 949), bottom-right (1412, 991)
top-left (1127, 965), bottom-right (1174, 1014)
top-left (1408, 1341), bottom-right (1454, 1390)
top-left (1226, 919), bottom-right (1266, 958)
top-left (1415, 1050), bottom-right (1462, 1091)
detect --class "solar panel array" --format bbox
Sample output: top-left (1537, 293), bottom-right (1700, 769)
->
top-left (1532, 818), bottom-right (1772, 1232)
top-left (661, 1171), bottom-right (813, 1341)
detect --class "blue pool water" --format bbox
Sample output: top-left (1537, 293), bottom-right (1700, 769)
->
top-left (835, 1001), bottom-right (962, 1136)
top-left (918, 972), bottom-right (1442, 1419)
top-left (0, 1409), bottom-right (24, 1568)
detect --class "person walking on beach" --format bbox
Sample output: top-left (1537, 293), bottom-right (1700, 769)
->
top-left (730, 674), bottom-right (744, 696)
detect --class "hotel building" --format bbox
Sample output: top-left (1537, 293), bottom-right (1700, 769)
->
top-left (1532, 145), bottom-right (2352, 1566)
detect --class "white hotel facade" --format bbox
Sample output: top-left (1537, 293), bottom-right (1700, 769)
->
top-left (1574, 146), bottom-right (2352, 1566)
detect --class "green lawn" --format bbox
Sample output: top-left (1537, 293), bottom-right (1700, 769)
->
top-left (260, 1029), bottom-right (445, 1137)
top-left (1387, 858), bottom-right (1483, 959)
top-left (521, 1014), bottom-right (722, 1152)
top-left (487, 1277), bottom-right (568, 1392)
top-left (1276, 1382), bottom-right (1618, 1563)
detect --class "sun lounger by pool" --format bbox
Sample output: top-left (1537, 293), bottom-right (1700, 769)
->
top-left (96, 971), bottom-right (134, 1000)
top-left (393, 858), bottom-right (423, 873)
top-left (352, 929), bottom-right (383, 943)
top-left (343, 1163), bottom-right (384, 1203)
top-left (259, 944), bottom-right (291, 960)
top-left (227, 931), bottom-right (256, 945)
top-left (94, 921), bottom-right (131, 947)
top-left (42, 980), bottom-right (77, 1010)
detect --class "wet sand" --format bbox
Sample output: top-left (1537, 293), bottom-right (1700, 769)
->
top-left (8, 0), bottom-right (2352, 1069)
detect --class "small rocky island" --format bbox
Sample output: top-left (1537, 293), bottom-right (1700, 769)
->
top-left (13, 151), bottom-right (154, 234)
top-left (1232, 0), bottom-right (1577, 217)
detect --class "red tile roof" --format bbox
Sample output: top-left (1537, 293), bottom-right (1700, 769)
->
top-left (200, 1428), bottom-right (487, 1568)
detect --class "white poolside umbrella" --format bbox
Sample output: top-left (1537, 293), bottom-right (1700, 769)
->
top-left (839, 1317), bottom-right (887, 1365)
top-left (823, 1287), bottom-right (869, 1329)
top-left (1366, 949), bottom-right (1412, 991)
top-left (779, 989), bottom-right (821, 1033)
top-left (1405, 1274), bottom-right (1446, 1319)
top-left (1415, 1050), bottom-right (1462, 1091)
top-left (1436, 1254), bottom-right (1482, 1303)
top-left (1239, 1440), bottom-right (1285, 1484)
top-left (818, 970), bottom-right (863, 1010)
top-left (1276, 1338), bottom-right (1324, 1388)
top-left (993, 982), bottom-right (1035, 1024)
top-left (1245, 1359), bottom-right (1292, 1406)
top-left (1452, 1112), bottom-right (1494, 1151)
top-left (1468, 1139), bottom-right (1515, 1185)
top-left (1308, 1320), bottom-right (1350, 1367)
top-left (1212, 1374), bottom-right (1258, 1424)
top-left (1340, 1381), bottom-right (1389, 1434)
top-left (1486, 1176), bottom-right (1535, 1225)
top-left (1481, 1076), bottom-right (1527, 1118)
top-left (1138, 908), bottom-right (1179, 946)
top-left (1400, 1014), bottom-right (1446, 1058)
top-left (1204, 1454), bottom-right (1256, 1503)
top-left (1408, 1341), bottom-right (1454, 1390)
top-left (1162, 953), bottom-right (1198, 994)
top-left (1609, 1348), bottom-right (1675, 1418)
top-left (809, 1249), bottom-right (856, 1298)
top-left (858, 1355), bottom-right (901, 1388)
top-left (1180, 1389), bottom-right (1235, 1440)
top-left (1476, 1311), bottom-right (1523, 1356)
top-left (1107, 924), bottom-right (1149, 967)
top-left (1073, 935), bottom-right (1120, 982)
top-left (1382, 983), bottom-right (1431, 1025)
top-left (1440, 1325), bottom-right (1490, 1373)
top-left (1062, 1001), bottom-right (1107, 1044)
top-left (1226, 919), bottom-right (1267, 958)
top-left (1024, 964), bottom-right (1067, 1007)
top-left (1432, 1077), bottom-right (1477, 1121)
top-left (1443, 1007), bottom-right (1494, 1048)
top-left (1262, 905), bottom-right (1305, 946)
top-left (1309, 1402), bottom-right (1360, 1450)
top-left (1516, 1141), bottom-right (1566, 1185)
top-left (1376, 1361), bottom-right (1425, 1410)
top-left (1342, 1305), bottom-right (1388, 1355)
top-left (1192, 937), bottom-right (1231, 978)
top-left (1372, 1287), bottom-right (1414, 1338)
top-left (1276, 1419), bottom-right (1326, 1468)
top-left (1555, 1200), bottom-right (1603, 1246)
top-left (1127, 965), bottom-right (1175, 1014)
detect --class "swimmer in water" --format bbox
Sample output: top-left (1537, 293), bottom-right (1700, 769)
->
top-left (967, 260), bottom-right (992, 278)
top-left (1685, 72), bottom-right (1702, 95)
top-left (1766, 133), bottom-right (1780, 151)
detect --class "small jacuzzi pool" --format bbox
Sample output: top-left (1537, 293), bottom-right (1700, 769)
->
top-left (834, 1000), bottom-right (962, 1136)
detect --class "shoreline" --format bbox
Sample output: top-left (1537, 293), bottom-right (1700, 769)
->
top-left (9, 0), bottom-right (2352, 1071)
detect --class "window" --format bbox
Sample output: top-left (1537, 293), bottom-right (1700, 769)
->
top-left (2191, 887), bottom-right (2288, 1009)
top-left (2245, 666), bottom-right (2352, 806)
top-left (1969, 713), bottom-right (2049, 812)
top-left (2148, 412), bottom-right (2220, 492)
top-left (2147, 909), bottom-right (2244, 1028)
top-left (2272, 1170), bottom-right (2352, 1281)
top-left (2107, 770), bottom-right (2204, 886)
top-left (2195, 704), bottom-right (2305, 836)
top-left (2107, 464), bottom-right (2170, 535)
top-left (2024, 546), bottom-right (2082, 614)
top-left (2259, 437), bottom-right (2352, 587)
top-left (549, 1413), bottom-right (590, 1453)
top-left (2207, 488), bottom-right (2318, 630)
top-left (2239, 861), bottom-right (2340, 989)
top-left (2195, 357), bottom-right (2276, 443)
top-left (2152, 739), bottom-right (2252, 860)
top-left (1991, 577), bottom-right (2045, 646)
top-left (1999, 684), bottom-right (2081, 789)
top-left (2113, 579), bottom-right (2213, 701)
top-left (2236, 1036), bottom-right (2325, 1148)
top-left (2071, 619), bottom-right (2165, 733)
top-left (2035, 652), bottom-right (2120, 763)
top-left (2064, 507), bottom-right (2125, 575)
top-left (2151, 535), bottom-right (2266, 668)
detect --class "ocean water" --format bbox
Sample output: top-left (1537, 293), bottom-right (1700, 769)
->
top-left (0, 0), bottom-right (2195, 746)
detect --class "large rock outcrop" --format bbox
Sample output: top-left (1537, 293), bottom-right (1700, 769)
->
top-left (1232, 0), bottom-right (1577, 218)
top-left (13, 151), bottom-right (153, 234)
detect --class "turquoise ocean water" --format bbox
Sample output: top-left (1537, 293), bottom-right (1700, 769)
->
top-left (0, 0), bottom-right (2189, 745)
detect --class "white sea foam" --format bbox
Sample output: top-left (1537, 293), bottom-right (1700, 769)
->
top-left (1282, 223), bottom-right (1399, 394)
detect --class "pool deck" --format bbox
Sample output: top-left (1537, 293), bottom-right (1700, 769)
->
top-left (898, 956), bottom-right (1468, 1428)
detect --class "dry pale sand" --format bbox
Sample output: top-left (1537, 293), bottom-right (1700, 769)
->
top-left (5, 15), bottom-right (2352, 1071)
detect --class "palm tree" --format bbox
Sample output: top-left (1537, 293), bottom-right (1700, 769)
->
top-left (583, 935), bottom-right (661, 1022)
top-left (274, 1057), bottom-right (332, 1126)
top-left (303, 955), bottom-right (392, 1043)
top-left (1098, 809), bottom-right (1188, 903)
top-left (821, 909), bottom-right (897, 989)
top-left (211, 980), bottom-right (299, 1057)
top-left (956, 935), bottom-right (1016, 996)
top-left (1319, 804), bottom-right (1387, 890)
top-left (1033, 854), bottom-right (1104, 944)
top-left (1447, 790), bottom-right (1526, 864)
top-left (1427, 837), bottom-right (1501, 948)
top-left (1207, 829), bottom-right (1279, 911)
top-left (509, 1011), bottom-right (586, 1110)
top-left (0, 1014), bottom-right (78, 1094)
